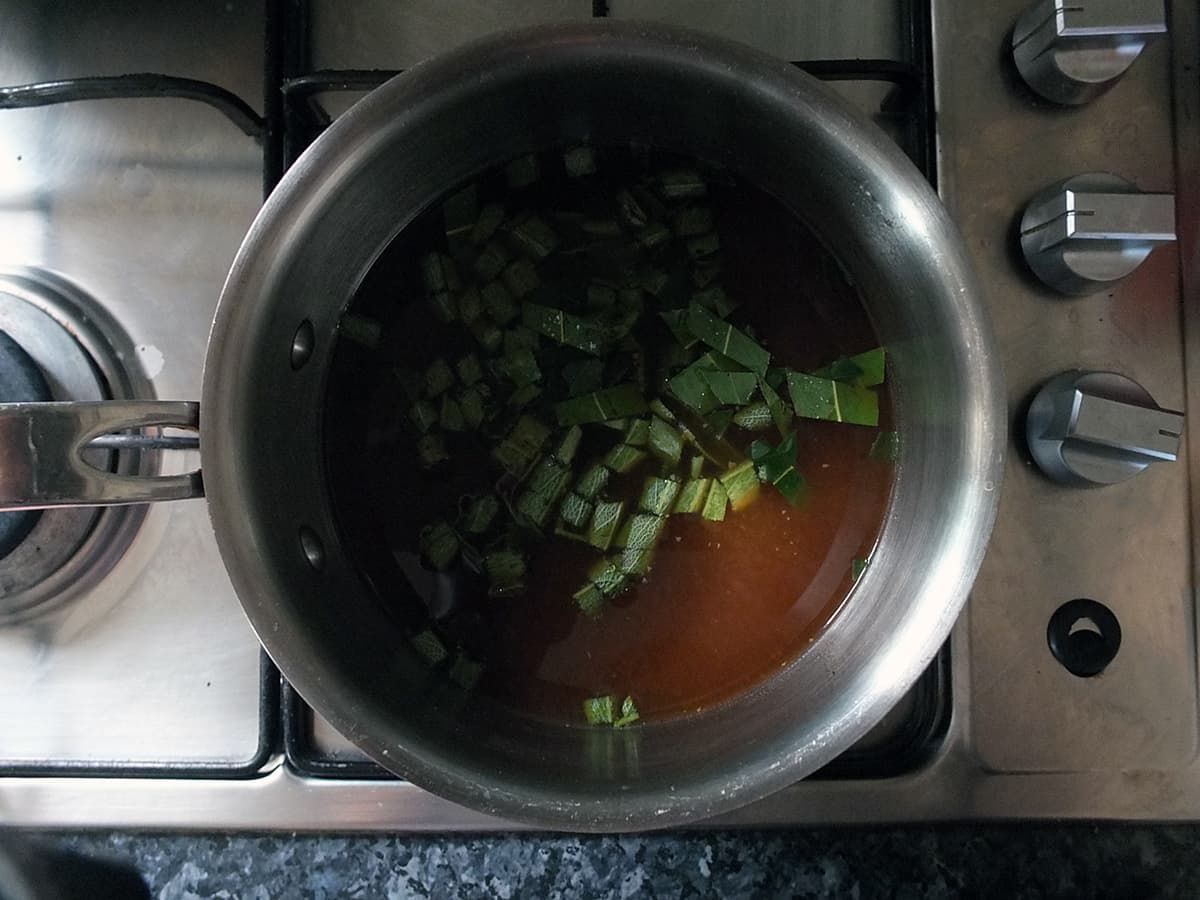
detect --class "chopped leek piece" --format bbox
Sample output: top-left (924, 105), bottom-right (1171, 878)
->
top-left (455, 286), bottom-right (481, 324)
top-left (522, 301), bottom-right (610, 355)
top-left (564, 145), bottom-right (596, 177)
top-left (562, 358), bottom-right (605, 397)
top-left (417, 433), bottom-right (450, 468)
top-left (673, 477), bottom-right (711, 514)
top-left (616, 189), bottom-right (648, 228)
top-left (870, 430), bottom-right (900, 461)
top-left (647, 416), bottom-right (684, 467)
top-left (589, 560), bottom-right (629, 599)
top-left (469, 315), bottom-right (504, 353)
top-left (440, 394), bottom-right (465, 432)
top-left (587, 499), bottom-right (626, 552)
top-left (409, 399), bottom-right (438, 434)
top-left (575, 463), bottom-right (611, 499)
top-left (685, 304), bottom-right (770, 377)
top-left (639, 476), bottom-right (682, 516)
top-left (503, 325), bottom-right (540, 356)
top-left (852, 558), bottom-right (869, 581)
top-left (495, 348), bottom-right (541, 387)
top-left (505, 154), bottom-right (540, 189)
top-left (471, 202), bottom-right (505, 244)
top-left (786, 371), bottom-right (879, 426)
top-left (732, 400), bottom-right (773, 431)
top-left (456, 353), bottom-right (483, 386)
top-left (424, 358), bottom-right (456, 397)
top-left (411, 628), bottom-right (449, 666)
top-left (619, 512), bottom-right (667, 550)
top-left (657, 169), bottom-right (707, 199)
top-left (686, 233), bottom-right (721, 260)
top-left (485, 549), bottom-right (527, 596)
top-left (701, 478), bottom-right (728, 521)
top-left (672, 206), bottom-right (714, 237)
top-left (758, 376), bottom-right (793, 437)
top-left (618, 545), bottom-right (654, 577)
top-left (623, 417), bottom-right (650, 447)
top-left (750, 432), bottom-right (805, 506)
top-left (492, 415), bottom-right (551, 476)
top-left (584, 694), bottom-right (616, 725)
top-left (689, 455), bottom-right (705, 479)
top-left (448, 651), bottom-right (483, 689)
top-left (699, 369), bottom-right (758, 406)
top-left (587, 283), bottom-right (617, 310)
top-left (559, 492), bottom-right (593, 531)
top-left (719, 461), bottom-right (760, 512)
top-left (461, 494), bottom-right (500, 534)
top-left (574, 583), bottom-right (606, 618)
top-left (481, 280), bottom-right (519, 324)
top-left (339, 314), bottom-right (381, 348)
top-left (692, 285), bottom-right (737, 318)
top-left (472, 241), bottom-right (510, 281)
top-left (459, 388), bottom-right (486, 429)
top-left (419, 521), bottom-right (459, 571)
top-left (507, 382), bottom-right (542, 409)
top-left (555, 425), bottom-right (584, 465)
top-left (502, 258), bottom-right (541, 298)
top-left (603, 443), bottom-right (646, 474)
top-left (614, 695), bottom-right (640, 728)
top-left (554, 383), bottom-right (647, 426)
top-left (442, 184), bottom-right (478, 249)
top-left (637, 221), bottom-right (671, 250)
top-left (421, 252), bottom-right (447, 293)
top-left (814, 347), bottom-right (886, 388)
top-left (511, 215), bottom-right (559, 260)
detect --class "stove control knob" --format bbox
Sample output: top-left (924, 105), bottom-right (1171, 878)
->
top-left (1019, 173), bottom-right (1175, 296)
top-left (1027, 370), bottom-right (1184, 487)
top-left (1012, 0), bottom-right (1167, 105)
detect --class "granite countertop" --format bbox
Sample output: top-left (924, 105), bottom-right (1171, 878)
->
top-left (45, 825), bottom-right (1199, 898)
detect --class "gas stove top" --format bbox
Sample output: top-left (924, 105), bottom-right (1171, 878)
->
top-left (0, 0), bottom-right (1194, 830)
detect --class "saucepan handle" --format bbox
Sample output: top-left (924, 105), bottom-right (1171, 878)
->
top-left (0, 400), bottom-right (202, 510)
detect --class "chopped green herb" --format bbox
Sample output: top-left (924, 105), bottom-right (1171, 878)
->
top-left (623, 417), bottom-right (651, 447)
top-left (421, 252), bottom-right (447, 293)
top-left (522, 301), bottom-right (610, 355)
top-left (703, 408), bottom-right (735, 438)
top-left (495, 348), bottom-right (541, 387)
top-left (472, 241), bottom-right (510, 281)
top-left (582, 218), bottom-right (622, 237)
top-left (691, 262), bottom-right (722, 288)
top-left (503, 325), bottom-right (540, 356)
top-left (575, 462), bottom-right (611, 500)
top-left (786, 371), bottom-right (879, 426)
top-left (852, 558), bottom-right (869, 581)
top-left (814, 347), bottom-right (886, 388)
top-left (583, 694), bottom-right (616, 725)
top-left (637, 221), bottom-right (671, 250)
top-left (588, 558), bottom-right (629, 597)
top-left (340, 313), bottom-right (382, 348)
top-left (672, 206), bottom-right (714, 237)
top-left (507, 383), bottom-right (543, 409)
top-left (485, 549), bottom-right (527, 596)
top-left (750, 432), bottom-right (805, 506)
top-left (660, 309), bottom-right (700, 350)
top-left (616, 189), bottom-right (648, 229)
top-left (700, 369), bottom-right (758, 406)
top-left (419, 521), bottom-right (459, 571)
top-left (468, 315), bottom-right (503, 353)
top-left (587, 282), bottom-right (617, 310)
top-left (455, 353), bottom-right (483, 386)
top-left (614, 695), bottom-right (640, 728)
top-left (411, 628), bottom-right (449, 666)
top-left (440, 394), bottom-right (465, 432)
top-left (685, 304), bottom-right (771, 376)
top-left (758, 376), bottom-right (793, 437)
top-left (619, 512), bottom-right (668, 551)
top-left (459, 388), bottom-right (486, 429)
top-left (511, 215), bottom-right (559, 260)
top-left (409, 399), bottom-right (438, 434)
top-left (455, 286), bottom-right (481, 324)
top-left (686, 233), bottom-right (721, 260)
top-left (448, 651), bottom-right (483, 689)
top-left (574, 582), bottom-right (606, 618)
top-left (719, 460), bottom-right (761, 512)
top-left (657, 169), bottom-right (707, 199)
top-left (689, 454), bottom-right (705, 479)
top-left (618, 545), bottom-right (655, 577)
top-left (481, 280), bottom-right (519, 324)
top-left (558, 492), bottom-right (594, 531)
top-left (554, 383), bottom-right (647, 426)
top-left (492, 415), bottom-right (551, 476)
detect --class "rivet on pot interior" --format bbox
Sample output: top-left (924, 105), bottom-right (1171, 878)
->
top-left (298, 526), bottom-right (325, 571)
top-left (290, 320), bottom-right (315, 370)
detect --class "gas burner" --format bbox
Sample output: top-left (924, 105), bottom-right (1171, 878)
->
top-left (0, 268), bottom-right (149, 624)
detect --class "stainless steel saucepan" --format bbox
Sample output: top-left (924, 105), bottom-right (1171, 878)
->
top-left (0, 23), bottom-right (1003, 830)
